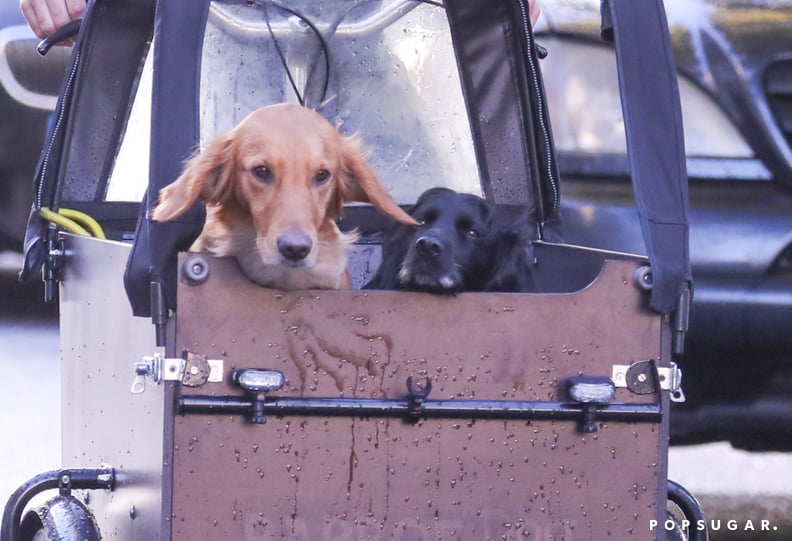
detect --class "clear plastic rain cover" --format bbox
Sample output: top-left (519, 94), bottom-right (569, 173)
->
top-left (201, 0), bottom-right (481, 203)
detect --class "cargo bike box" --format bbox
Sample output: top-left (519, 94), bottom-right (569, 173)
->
top-left (5, 0), bottom-right (704, 539)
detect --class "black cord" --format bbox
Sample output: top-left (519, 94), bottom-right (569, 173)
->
top-left (259, 0), bottom-right (445, 108)
top-left (262, 2), bottom-right (305, 106)
top-left (261, 1), bottom-right (332, 107)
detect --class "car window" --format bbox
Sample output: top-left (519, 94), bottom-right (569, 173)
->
top-left (538, 36), bottom-right (770, 181)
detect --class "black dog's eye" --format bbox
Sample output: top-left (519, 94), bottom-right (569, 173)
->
top-left (418, 209), bottom-right (438, 226)
top-left (314, 169), bottom-right (331, 186)
top-left (252, 165), bottom-right (273, 183)
top-left (457, 217), bottom-right (480, 240)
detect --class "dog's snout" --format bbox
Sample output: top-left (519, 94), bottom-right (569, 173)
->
top-left (277, 231), bottom-right (313, 262)
top-left (416, 235), bottom-right (443, 257)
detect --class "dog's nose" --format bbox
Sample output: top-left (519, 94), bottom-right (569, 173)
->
top-left (416, 235), bottom-right (443, 257)
top-left (277, 231), bottom-right (313, 262)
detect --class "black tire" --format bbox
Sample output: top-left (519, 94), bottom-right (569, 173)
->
top-left (18, 495), bottom-right (100, 541)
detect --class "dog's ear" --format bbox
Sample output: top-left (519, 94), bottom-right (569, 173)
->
top-left (337, 136), bottom-right (418, 226)
top-left (484, 232), bottom-right (536, 292)
top-left (363, 220), bottom-right (415, 290)
top-left (483, 212), bottom-right (537, 292)
top-left (152, 134), bottom-right (235, 222)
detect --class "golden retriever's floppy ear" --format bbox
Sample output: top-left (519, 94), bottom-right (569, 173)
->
top-left (338, 136), bottom-right (418, 226)
top-left (152, 135), bottom-right (235, 222)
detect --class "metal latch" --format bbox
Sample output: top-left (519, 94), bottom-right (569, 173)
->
top-left (131, 352), bottom-right (223, 394)
top-left (566, 375), bottom-right (616, 433)
top-left (612, 360), bottom-right (686, 403)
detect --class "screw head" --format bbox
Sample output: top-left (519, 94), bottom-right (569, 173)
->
top-left (182, 255), bottom-right (210, 285)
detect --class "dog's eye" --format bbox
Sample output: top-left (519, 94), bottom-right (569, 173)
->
top-left (314, 169), bottom-right (331, 186)
top-left (252, 165), bottom-right (273, 183)
top-left (419, 209), bottom-right (437, 225)
top-left (457, 217), bottom-right (480, 240)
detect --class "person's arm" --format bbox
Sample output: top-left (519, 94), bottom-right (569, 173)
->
top-left (19, 0), bottom-right (85, 40)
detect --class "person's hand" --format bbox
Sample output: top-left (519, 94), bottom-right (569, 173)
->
top-left (529, 0), bottom-right (541, 27)
top-left (19, 0), bottom-right (85, 41)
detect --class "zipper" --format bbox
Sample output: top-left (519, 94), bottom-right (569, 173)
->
top-left (516, 0), bottom-right (560, 220)
top-left (36, 49), bottom-right (81, 211)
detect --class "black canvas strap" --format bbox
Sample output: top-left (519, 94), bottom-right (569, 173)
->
top-left (123, 0), bottom-right (211, 319)
top-left (444, 0), bottom-right (560, 227)
top-left (602, 0), bottom-right (692, 314)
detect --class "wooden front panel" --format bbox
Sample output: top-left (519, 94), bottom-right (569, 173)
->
top-left (171, 255), bottom-right (668, 540)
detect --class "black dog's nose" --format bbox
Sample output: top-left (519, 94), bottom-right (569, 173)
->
top-left (416, 235), bottom-right (443, 257)
top-left (277, 231), bottom-right (313, 262)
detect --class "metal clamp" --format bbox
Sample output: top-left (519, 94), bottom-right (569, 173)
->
top-left (566, 375), bottom-right (616, 433)
top-left (405, 376), bottom-right (432, 421)
top-left (131, 352), bottom-right (223, 394)
top-left (230, 369), bottom-right (286, 424)
top-left (612, 360), bottom-right (686, 403)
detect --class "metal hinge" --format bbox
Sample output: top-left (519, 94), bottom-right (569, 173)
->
top-left (131, 352), bottom-right (223, 394)
top-left (612, 360), bottom-right (686, 403)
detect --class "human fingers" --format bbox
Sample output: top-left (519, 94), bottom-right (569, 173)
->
top-left (19, 0), bottom-right (83, 40)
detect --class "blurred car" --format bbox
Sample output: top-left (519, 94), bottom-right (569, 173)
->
top-left (535, 0), bottom-right (792, 450)
top-left (1, 0), bottom-right (791, 450)
top-left (0, 4), bottom-right (70, 251)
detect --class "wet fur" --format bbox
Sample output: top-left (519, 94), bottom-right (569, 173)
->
top-left (152, 103), bottom-right (417, 289)
top-left (365, 187), bottom-right (535, 293)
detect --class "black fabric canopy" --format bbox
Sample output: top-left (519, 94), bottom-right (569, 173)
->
top-left (602, 0), bottom-right (692, 314)
top-left (21, 0), bottom-right (691, 329)
top-left (19, 0), bottom-right (155, 284)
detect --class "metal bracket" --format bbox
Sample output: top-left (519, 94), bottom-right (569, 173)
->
top-left (612, 360), bottom-right (686, 403)
top-left (44, 231), bottom-right (65, 304)
top-left (131, 352), bottom-right (223, 394)
top-left (230, 368), bottom-right (286, 424)
top-left (405, 376), bottom-right (433, 421)
top-left (672, 286), bottom-right (692, 356)
top-left (566, 375), bottom-right (616, 433)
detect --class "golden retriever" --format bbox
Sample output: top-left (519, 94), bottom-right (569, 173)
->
top-left (152, 103), bottom-right (417, 289)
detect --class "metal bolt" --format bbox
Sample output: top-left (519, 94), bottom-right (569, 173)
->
top-left (129, 506), bottom-right (137, 519)
top-left (97, 472), bottom-right (114, 487)
top-left (636, 373), bottom-right (647, 383)
top-left (182, 255), bottom-right (210, 285)
top-left (632, 266), bottom-right (654, 291)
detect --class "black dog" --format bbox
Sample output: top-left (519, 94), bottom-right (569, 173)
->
top-left (364, 187), bottom-right (535, 293)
